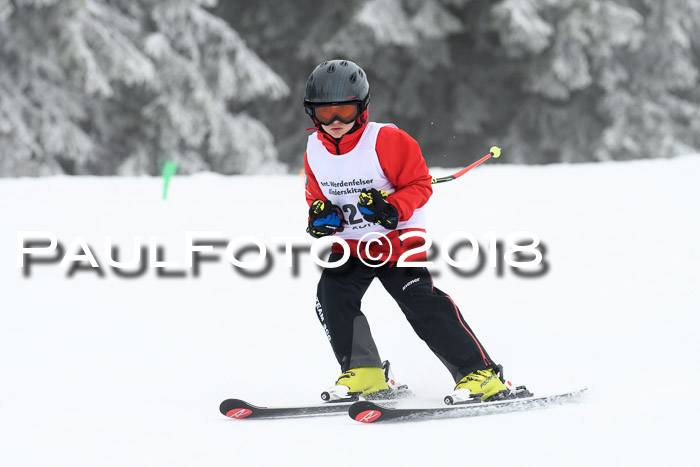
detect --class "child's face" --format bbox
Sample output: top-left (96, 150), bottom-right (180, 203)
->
top-left (321, 120), bottom-right (354, 139)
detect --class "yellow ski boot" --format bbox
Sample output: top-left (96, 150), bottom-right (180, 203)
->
top-left (321, 367), bottom-right (388, 402)
top-left (445, 368), bottom-right (510, 404)
top-left (321, 361), bottom-right (410, 402)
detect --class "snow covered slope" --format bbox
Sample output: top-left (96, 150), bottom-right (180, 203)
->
top-left (1, 156), bottom-right (698, 466)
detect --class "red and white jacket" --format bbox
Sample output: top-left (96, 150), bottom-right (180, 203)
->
top-left (304, 114), bottom-right (432, 262)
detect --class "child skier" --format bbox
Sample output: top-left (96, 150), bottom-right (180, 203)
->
top-left (303, 59), bottom-right (508, 403)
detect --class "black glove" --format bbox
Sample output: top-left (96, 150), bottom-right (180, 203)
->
top-left (307, 199), bottom-right (344, 238)
top-left (357, 188), bottom-right (399, 230)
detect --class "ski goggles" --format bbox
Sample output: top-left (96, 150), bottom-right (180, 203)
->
top-left (312, 103), bottom-right (359, 125)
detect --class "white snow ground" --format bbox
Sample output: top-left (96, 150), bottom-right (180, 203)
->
top-left (1, 156), bottom-right (698, 466)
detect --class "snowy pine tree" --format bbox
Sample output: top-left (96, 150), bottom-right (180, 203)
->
top-left (216, 0), bottom-right (700, 168)
top-left (493, 0), bottom-right (700, 162)
top-left (594, 0), bottom-right (700, 160)
top-left (0, 0), bottom-right (289, 176)
top-left (491, 0), bottom-right (648, 162)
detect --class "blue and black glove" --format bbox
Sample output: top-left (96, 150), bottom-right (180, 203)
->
top-left (357, 188), bottom-right (399, 230)
top-left (307, 199), bottom-right (344, 238)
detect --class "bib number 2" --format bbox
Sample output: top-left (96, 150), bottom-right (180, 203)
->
top-left (341, 204), bottom-right (365, 225)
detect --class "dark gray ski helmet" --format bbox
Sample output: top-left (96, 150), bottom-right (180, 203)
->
top-left (303, 60), bottom-right (370, 119)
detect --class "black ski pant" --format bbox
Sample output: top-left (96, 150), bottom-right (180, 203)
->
top-left (315, 254), bottom-right (496, 383)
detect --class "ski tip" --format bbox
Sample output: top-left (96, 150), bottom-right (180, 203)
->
top-left (349, 401), bottom-right (384, 424)
top-left (224, 408), bottom-right (254, 419)
top-left (220, 399), bottom-right (255, 419)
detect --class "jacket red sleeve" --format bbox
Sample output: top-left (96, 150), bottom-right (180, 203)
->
top-left (376, 126), bottom-right (433, 220)
top-left (304, 151), bottom-right (325, 207)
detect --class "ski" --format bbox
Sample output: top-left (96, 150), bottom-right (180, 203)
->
top-left (220, 398), bottom-right (355, 420)
top-left (220, 387), bottom-right (412, 420)
top-left (348, 388), bottom-right (588, 423)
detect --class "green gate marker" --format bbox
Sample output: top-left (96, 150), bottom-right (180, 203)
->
top-left (162, 161), bottom-right (178, 199)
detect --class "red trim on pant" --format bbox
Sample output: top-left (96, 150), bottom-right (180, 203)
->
top-left (446, 296), bottom-right (489, 367)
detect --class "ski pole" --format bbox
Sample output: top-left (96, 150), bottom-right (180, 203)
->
top-left (431, 146), bottom-right (501, 184)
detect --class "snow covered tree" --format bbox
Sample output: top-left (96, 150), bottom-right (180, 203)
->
top-left (490, 0), bottom-right (700, 162)
top-left (350, 0), bottom-right (700, 163)
top-left (0, 0), bottom-right (289, 176)
top-left (215, 0), bottom-right (699, 168)
top-left (594, 0), bottom-right (700, 161)
top-left (488, 0), bottom-right (648, 162)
